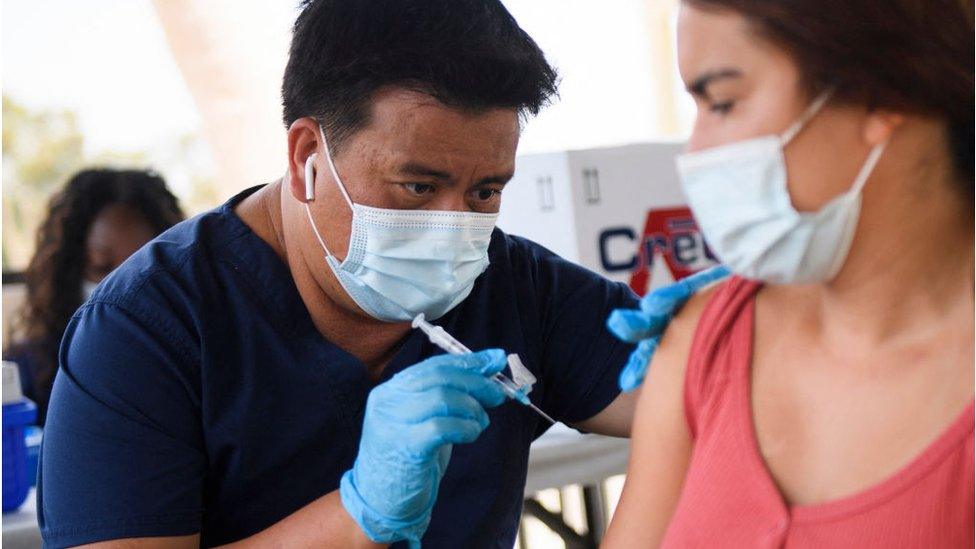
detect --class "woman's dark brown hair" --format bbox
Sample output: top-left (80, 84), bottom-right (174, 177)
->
top-left (686, 0), bottom-right (975, 194)
top-left (7, 168), bottom-right (184, 422)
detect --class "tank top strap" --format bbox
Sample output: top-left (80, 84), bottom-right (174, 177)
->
top-left (683, 276), bottom-right (763, 438)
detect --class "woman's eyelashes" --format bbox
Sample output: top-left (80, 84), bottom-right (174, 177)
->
top-left (709, 100), bottom-right (735, 115)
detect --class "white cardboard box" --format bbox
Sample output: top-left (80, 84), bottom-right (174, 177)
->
top-left (498, 142), bottom-right (717, 295)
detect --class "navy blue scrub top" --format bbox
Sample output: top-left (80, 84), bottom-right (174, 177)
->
top-left (38, 186), bottom-right (638, 548)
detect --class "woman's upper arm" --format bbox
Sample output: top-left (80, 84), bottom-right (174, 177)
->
top-left (602, 286), bottom-right (714, 548)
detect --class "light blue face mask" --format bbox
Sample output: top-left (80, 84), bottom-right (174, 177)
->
top-left (675, 90), bottom-right (888, 284)
top-left (303, 126), bottom-right (498, 322)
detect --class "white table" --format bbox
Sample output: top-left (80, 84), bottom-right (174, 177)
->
top-left (525, 423), bottom-right (629, 495)
top-left (522, 424), bottom-right (630, 548)
top-left (2, 489), bottom-right (41, 549)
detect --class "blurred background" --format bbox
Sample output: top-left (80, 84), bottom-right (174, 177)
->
top-left (2, 1), bottom-right (696, 547)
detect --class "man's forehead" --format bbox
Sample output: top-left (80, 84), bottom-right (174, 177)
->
top-left (355, 87), bottom-right (520, 168)
top-left (368, 88), bottom-right (519, 134)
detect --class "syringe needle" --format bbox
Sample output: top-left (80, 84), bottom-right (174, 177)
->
top-left (526, 402), bottom-right (556, 424)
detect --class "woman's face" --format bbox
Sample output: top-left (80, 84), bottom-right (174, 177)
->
top-left (83, 203), bottom-right (157, 284)
top-left (676, 4), bottom-right (884, 212)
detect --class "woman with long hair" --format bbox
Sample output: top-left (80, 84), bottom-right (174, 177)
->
top-left (5, 168), bottom-right (184, 424)
top-left (604, 0), bottom-right (973, 546)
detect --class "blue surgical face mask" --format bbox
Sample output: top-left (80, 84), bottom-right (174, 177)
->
top-left (675, 90), bottom-right (888, 284)
top-left (303, 126), bottom-right (498, 322)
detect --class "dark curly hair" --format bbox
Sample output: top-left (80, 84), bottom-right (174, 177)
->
top-left (8, 168), bottom-right (184, 419)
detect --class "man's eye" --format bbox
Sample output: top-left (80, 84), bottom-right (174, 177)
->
top-left (474, 188), bottom-right (501, 201)
top-left (709, 101), bottom-right (734, 115)
top-left (403, 183), bottom-right (435, 196)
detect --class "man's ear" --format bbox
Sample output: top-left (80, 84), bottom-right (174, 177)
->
top-left (286, 118), bottom-right (323, 203)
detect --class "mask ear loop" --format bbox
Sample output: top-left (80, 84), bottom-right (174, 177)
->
top-left (822, 138), bottom-right (888, 279)
top-left (319, 125), bottom-right (354, 209)
top-left (780, 88), bottom-right (836, 145)
top-left (302, 124), bottom-right (356, 260)
top-left (849, 140), bottom-right (888, 195)
top-left (777, 86), bottom-right (887, 195)
top-left (304, 153), bottom-right (335, 258)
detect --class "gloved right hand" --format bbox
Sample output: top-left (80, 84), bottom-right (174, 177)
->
top-left (339, 349), bottom-right (508, 548)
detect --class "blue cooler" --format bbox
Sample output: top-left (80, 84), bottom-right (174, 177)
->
top-left (3, 361), bottom-right (37, 513)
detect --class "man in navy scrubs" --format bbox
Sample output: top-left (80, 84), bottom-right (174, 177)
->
top-left (38, 1), bottom-right (687, 547)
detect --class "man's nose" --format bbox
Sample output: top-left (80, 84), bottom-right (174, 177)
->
top-left (426, 189), bottom-right (470, 212)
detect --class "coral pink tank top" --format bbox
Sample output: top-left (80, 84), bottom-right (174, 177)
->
top-left (661, 277), bottom-right (974, 548)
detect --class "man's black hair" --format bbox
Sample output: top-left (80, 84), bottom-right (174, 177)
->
top-left (281, 0), bottom-right (559, 154)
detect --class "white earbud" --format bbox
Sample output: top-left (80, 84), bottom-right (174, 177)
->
top-left (304, 153), bottom-right (318, 201)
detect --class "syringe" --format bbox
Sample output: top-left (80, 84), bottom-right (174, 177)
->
top-left (412, 314), bottom-right (556, 424)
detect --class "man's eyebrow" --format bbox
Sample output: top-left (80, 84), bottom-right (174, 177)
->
top-left (687, 68), bottom-right (743, 98)
top-left (399, 162), bottom-right (452, 180)
top-left (398, 162), bottom-right (513, 186)
top-left (476, 172), bottom-right (514, 186)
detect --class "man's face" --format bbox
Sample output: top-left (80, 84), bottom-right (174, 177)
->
top-left (286, 87), bottom-right (520, 319)
top-left (320, 88), bottom-right (520, 214)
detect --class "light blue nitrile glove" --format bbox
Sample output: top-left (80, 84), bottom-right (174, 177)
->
top-left (340, 349), bottom-right (508, 548)
top-left (606, 265), bottom-right (731, 392)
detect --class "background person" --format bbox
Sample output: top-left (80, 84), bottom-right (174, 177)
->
top-left (605, 0), bottom-right (974, 546)
top-left (4, 168), bottom-right (184, 424)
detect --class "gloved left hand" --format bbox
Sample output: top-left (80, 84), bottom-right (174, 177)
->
top-left (339, 349), bottom-right (508, 548)
top-left (606, 265), bottom-right (730, 392)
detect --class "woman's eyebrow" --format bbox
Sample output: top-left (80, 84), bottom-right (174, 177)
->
top-left (687, 68), bottom-right (743, 98)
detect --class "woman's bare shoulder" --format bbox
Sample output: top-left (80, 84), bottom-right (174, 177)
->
top-left (654, 278), bottom-right (727, 369)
